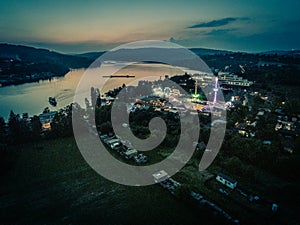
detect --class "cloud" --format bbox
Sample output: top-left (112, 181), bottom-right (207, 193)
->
top-left (188, 17), bottom-right (239, 28)
top-left (205, 28), bottom-right (237, 36)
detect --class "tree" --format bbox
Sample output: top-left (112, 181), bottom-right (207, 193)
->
top-left (95, 105), bottom-right (111, 126)
top-left (98, 121), bottom-right (113, 134)
top-left (225, 156), bottom-right (242, 173)
top-left (286, 98), bottom-right (300, 115)
top-left (72, 103), bottom-right (86, 132)
top-left (49, 104), bottom-right (73, 138)
top-left (43, 107), bottom-right (50, 114)
top-left (91, 87), bottom-right (96, 107)
top-left (31, 115), bottom-right (41, 141)
top-left (8, 110), bottom-right (21, 143)
top-left (0, 117), bottom-right (6, 143)
top-left (8, 110), bottom-right (30, 144)
top-left (295, 137), bottom-right (300, 155)
top-left (91, 87), bottom-right (100, 108)
top-left (85, 97), bottom-right (90, 109)
top-left (174, 184), bottom-right (192, 202)
top-left (96, 94), bottom-right (101, 108)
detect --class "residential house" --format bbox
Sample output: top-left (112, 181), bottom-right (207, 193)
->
top-left (216, 173), bottom-right (238, 189)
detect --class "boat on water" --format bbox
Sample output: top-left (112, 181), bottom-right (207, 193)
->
top-left (102, 75), bottom-right (135, 78)
top-left (49, 97), bottom-right (57, 107)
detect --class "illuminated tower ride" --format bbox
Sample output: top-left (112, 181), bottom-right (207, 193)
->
top-left (192, 79), bottom-right (200, 100)
top-left (213, 77), bottom-right (219, 104)
top-left (195, 79), bottom-right (198, 95)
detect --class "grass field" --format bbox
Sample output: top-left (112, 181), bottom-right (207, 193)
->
top-left (0, 137), bottom-right (217, 225)
top-left (1, 136), bottom-right (299, 224)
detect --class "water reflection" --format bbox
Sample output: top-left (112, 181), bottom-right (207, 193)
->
top-left (0, 63), bottom-right (185, 120)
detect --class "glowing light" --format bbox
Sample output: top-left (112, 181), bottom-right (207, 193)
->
top-left (192, 93), bottom-right (200, 99)
top-left (213, 77), bottom-right (219, 104)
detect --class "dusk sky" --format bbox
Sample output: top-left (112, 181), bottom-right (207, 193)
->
top-left (0, 0), bottom-right (300, 53)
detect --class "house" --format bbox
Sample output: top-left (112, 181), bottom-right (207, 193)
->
top-left (257, 110), bottom-right (265, 117)
top-left (39, 111), bottom-right (57, 131)
top-left (236, 123), bottom-right (255, 138)
top-left (137, 96), bottom-right (161, 105)
top-left (272, 203), bottom-right (278, 212)
top-left (169, 108), bottom-right (178, 114)
top-left (275, 108), bottom-right (285, 115)
top-left (152, 170), bottom-right (169, 183)
top-left (283, 146), bottom-right (294, 154)
top-left (263, 140), bottom-right (272, 145)
top-left (275, 120), bottom-right (295, 131)
top-left (216, 173), bottom-right (238, 189)
top-left (172, 88), bottom-right (181, 96)
top-left (218, 72), bottom-right (253, 87)
top-left (281, 136), bottom-right (295, 154)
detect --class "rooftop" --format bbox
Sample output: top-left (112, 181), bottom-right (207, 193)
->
top-left (217, 173), bottom-right (237, 184)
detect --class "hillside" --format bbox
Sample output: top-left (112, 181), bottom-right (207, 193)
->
top-left (0, 44), bottom-right (93, 86)
top-left (0, 137), bottom-right (207, 224)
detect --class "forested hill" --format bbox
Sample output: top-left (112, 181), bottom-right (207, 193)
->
top-left (0, 44), bottom-right (93, 86)
top-left (0, 43), bottom-right (92, 67)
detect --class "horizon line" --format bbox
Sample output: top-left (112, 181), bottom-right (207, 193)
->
top-left (0, 42), bottom-right (299, 56)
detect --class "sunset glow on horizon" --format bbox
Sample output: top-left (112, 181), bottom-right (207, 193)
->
top-left (1, 0), bottom-right (300, 53)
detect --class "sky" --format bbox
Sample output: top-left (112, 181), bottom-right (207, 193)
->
top-left (0, 0), bottom-right (300, 53)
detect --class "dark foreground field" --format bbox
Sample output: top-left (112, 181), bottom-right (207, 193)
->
top-left (0, 137), bottom-right (215, 225)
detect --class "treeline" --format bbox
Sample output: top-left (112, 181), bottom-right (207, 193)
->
top-left (244, 64), bottom-right (300, 87)
top-left (0, 112), bottom-right (41, 145)
top-left (0, 103), bottom-right (86, 145)
top-left (93, 102), bottom-right (183, 148)
top-left (0, 103), bottom-right (86, 174)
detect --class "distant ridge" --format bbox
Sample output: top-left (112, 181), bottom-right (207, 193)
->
top-left (75, 47), bottom-right (232, 60)
top-left (260, 49), bottom-right (300, 56)
top-left (0, 43), bottom-right (92, 67)
top-left (190, 48), bottom-right (232, 55)
top-left (76, 48), bottom-right (300, 60)
top-left (75, 51), bottom-right (105, 60)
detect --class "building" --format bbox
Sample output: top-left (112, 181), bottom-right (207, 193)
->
top-left (152, 170), bottom-right (169, 183)
top-left (263, 140), bottom-right (272, 145)
top-left (218, 72), bottom-right (253, 87)
top-left (275, 120), bottom-right (295, 131)
top-left (216, 173), bottom-right (238, 189)
top-left (136, 96), bottom-right (161, 105)
top-left (39, 111), bottom-right (57, 131)
top-left (236, 123), bottom-right (256, 138)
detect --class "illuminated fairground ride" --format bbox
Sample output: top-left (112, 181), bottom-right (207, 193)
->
top-left (191, 74), bottom-right (225, 113)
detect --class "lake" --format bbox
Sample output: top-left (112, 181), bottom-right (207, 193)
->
top-left (0, 63), bottom-right (186, 120)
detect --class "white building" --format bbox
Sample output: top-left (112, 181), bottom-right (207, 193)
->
top-left (216, 173), bottom-right (238, 189)
top-left (218, 72), bottom-right (253, 87)
top-left (152, 170), bottom-right (169, 183)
